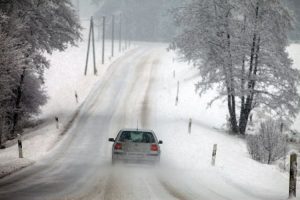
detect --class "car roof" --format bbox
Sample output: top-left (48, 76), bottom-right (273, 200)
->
top-left (118, 128), bottom-right (155, 133)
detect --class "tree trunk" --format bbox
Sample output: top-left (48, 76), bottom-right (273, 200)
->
top-left (226, 18), bottom-right (238, 133)
top-left (0, 115), bottom-right (3, 147)
top-left (239, 1), bottom-right (260, 135)
top-left (229, 96), bottom-right (239, 133)
top-left (9, 68), bottom-right (26, 139)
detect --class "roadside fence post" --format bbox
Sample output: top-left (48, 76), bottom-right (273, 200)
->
top-left (188, 118), bottom-right (192, 134)
top-left (211, 144), bottom-right (217, 166)
top-left (289, 153), bottom-right (297, 198)
top-left (55, 116), bottom-right (59, 129)
top-left (175, 81), bottom-right (179, 106)
top-left (17, 134), bottom-right (23, 158)
top-left (75, 91), bottom-right (78, 103)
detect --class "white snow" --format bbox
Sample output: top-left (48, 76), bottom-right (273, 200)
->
top-left (146, 47), bottom-right (300, 199)
top-left (0, 35), bottom-right (300, 199)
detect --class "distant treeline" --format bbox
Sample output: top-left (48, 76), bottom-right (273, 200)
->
top-left (93, 0), bottom-right (182, 42)
top-left (92, 0), bottom-right (300, 42)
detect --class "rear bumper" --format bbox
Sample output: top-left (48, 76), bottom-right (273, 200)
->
top-left (112, 152), bottom-right (160, 164)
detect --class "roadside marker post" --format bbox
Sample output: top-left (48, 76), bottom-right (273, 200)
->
top-left (75, 91), bottom-right (78, 103)
top-left (188, 118), bottom-right (192, 134)
top-left (211, 144), bottom-right (217, 166)
top-left (175, 81), bottom-right (179, 106)
top-left (55, 116), bottom-right (59, 129)
top-left (289, 153), bottom-right (297, 198)
top-left (17, 134), bottom-right (23, 158)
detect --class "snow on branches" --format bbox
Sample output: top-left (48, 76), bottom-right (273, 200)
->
top-left (171, 0), bottom-right (300, 134)
top-left (0, 0), bottom-right (81, 145)
top-left (246, 119), bottom-right (287, 164)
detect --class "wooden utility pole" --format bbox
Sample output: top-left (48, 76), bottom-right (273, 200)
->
top-left (124, 17), bottom-right (128, 50)
top-left (102, 16), bottom-right (106, 65)
top-left (84, 17), bottom-right (97, 75)
top-left (289, 153), bottom-right (297, 198)
top-left (84, 18), bottom-right (92, 75)
top-left (91, 17), bottom-right (97, 75)
top-left (119, 14), bottom-right (122, 53)
top-left (111, 15), bottom-right (115, 57)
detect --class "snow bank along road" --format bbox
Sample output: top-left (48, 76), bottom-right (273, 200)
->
top-left (0, 45), bottom-right (291, 200)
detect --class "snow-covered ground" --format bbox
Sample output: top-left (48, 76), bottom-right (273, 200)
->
top-left (0, 20), bottom-right (134, 178)
top-left (145, 47), bottom-right (300, 200)
top-left (0, 37), bottom-right (300, 199)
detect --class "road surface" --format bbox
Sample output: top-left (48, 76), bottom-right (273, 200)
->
top-left (0, 46), bottom-right (285, 200)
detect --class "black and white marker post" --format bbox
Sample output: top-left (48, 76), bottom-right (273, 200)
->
top-left (211, 144), bottom-right (217, 166)
top-left (175, 81), bottom-right (179, 106)
top-left (17, 134), bottom-right (23, 158)
top-left (55, 116), bottom-right (59, 129)
top-left (75, 91), bottom-right (78, 103)
top-left (289, 153), bottom-right (297, 198)
top-left (188, 118), bottom-right (192, 134)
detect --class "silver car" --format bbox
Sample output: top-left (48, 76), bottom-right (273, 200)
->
top-left (108, 129), bottom-right (163, 164)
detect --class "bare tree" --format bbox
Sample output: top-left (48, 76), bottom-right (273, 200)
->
top-left (246, 119), bottom-right (287, 164)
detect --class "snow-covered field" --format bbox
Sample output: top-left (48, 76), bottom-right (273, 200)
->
top-left (0, 20), bottom-right (134, 178)
top-left (0, 34), bottom-right (300, 198)
top-left (145, 47), bottom-right (300, 200)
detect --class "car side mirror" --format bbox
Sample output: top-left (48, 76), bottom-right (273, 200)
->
top-left (158, 140), bottom-right (163, 144)
top-left (108, 138), bottom-right (115, 142)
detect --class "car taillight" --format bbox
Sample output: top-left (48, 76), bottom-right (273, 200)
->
top-left (151, 144), bottom-right (159, 151)
top-left (114, 143), bottom-right (122, 150)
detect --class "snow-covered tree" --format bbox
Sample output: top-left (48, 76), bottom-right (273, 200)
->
top-left (0, 32), bottom-right (24, 145)
top-left (0, 0), bottom-right (81, 143)
top-left (246, 119), bottom-right (287, 164)
top-left (171, 0), bottom-right (300, 134)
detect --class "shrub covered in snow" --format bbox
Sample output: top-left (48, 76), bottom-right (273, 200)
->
top-left (246, 119), bottom-right (287, 164)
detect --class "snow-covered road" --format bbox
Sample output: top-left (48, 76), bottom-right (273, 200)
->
top-left (0, 45), bottom-right (294, 200)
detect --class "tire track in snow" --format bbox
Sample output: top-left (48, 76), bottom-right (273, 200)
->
top-left (159, 180), bottom-right (190, 200)
top-left (138, 48), bottom-right (197, 200)
top-left (140, 58), bottom-right (159, 128)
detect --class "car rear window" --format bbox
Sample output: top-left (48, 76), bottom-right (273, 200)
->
top-left (119, 131), bottom-right (155, 143)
